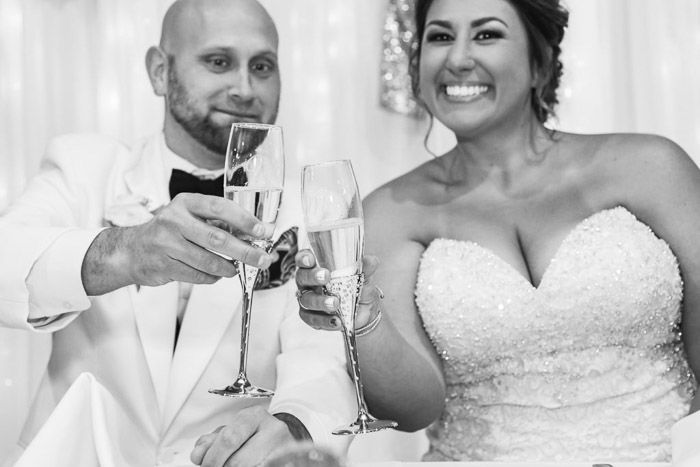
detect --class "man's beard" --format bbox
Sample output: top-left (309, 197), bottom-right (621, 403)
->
top-left (167, 68), bottom-right (229, 155)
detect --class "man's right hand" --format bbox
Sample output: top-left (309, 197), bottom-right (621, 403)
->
top-left (81, 193), bottom-right (274, 295)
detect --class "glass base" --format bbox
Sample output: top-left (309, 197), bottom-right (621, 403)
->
top-left (209, 378), bottom-right (274, 398)
top-left (332, 417), bottom-right (398, 435)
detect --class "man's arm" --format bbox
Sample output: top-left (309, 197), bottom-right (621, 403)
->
top-left (80, 193), bottom-right (274, 296)
top-left (0, 134), bottom-right (276, 329)
top-left (190, 282), bottom-right (355, 466)
top-left (0, 135), bottom-right (108, 330)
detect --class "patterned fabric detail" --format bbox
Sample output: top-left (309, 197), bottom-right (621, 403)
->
top-left (415, 207), bottom-right (696, 462)
top-left (255, 226), bottom-right (299, 290)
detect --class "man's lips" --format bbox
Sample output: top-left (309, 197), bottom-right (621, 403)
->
top-left (214, 110), bottom-right (261, 121)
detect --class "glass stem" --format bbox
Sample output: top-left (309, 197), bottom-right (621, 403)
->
top-left (237, 263), bottom-right (259, 381)
top-left (342, 325), bottom-right (371, 418)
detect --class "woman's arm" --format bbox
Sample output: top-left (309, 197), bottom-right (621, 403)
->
top-left (355, 186), bottom-right (446, 430)
top-left (295, 185), bottom-right (446, 431)
top-left (611, 134), bottom-right (700, 410)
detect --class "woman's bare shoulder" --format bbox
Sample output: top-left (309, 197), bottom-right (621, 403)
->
top-left (364, 159), bottom-right (442, 212)
top-left (363, 159), bottom-right (446, 247)
top-left (557, 131), bottom-right (694, 181)
top-left (569, 131), bottom-right (689, 165)
top-left (563, 132), bottom-right (700, 217)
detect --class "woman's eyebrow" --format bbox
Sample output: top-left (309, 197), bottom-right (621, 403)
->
top-left (471, 16), bottom-right (509, 28)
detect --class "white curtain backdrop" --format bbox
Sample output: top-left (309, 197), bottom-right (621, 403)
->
top-left (1, 0), bottom-right (699, 461)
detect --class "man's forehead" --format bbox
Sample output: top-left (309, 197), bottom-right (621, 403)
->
top-left (161, 0), bottom-right (278, 54)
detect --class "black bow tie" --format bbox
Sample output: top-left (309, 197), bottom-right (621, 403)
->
top-left (169, 168), bottom-right (224, 199)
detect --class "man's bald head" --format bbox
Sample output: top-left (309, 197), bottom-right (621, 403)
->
top-left (146, 0), bottom-right (281, 166)
top-left (160, 0), bottom-right (278, 55)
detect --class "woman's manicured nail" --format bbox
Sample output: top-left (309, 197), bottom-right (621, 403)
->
top-left (315, 270), bottom-right (328, 282)
top-left (324, 296), bottom-right (337, 310)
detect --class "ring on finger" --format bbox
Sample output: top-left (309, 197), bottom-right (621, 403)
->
top-left (296, 289), bottom-right (313, 309)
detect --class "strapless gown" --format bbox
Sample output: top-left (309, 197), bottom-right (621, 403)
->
top-left (416, 207), bottom-right (696, 462)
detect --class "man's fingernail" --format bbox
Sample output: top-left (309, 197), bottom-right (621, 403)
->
top-left (324, 296), bottom-right (336, 310)
top-left (301, 255), bottom-right (313, 267)
top-left (253, 223), bottom-right (265, 236)
top-left (258, 255), bottom-right (271, 268)
top-left (315, 270), bottom-right (328, 282)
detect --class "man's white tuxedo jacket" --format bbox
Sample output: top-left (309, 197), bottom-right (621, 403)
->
top-left (0, 133), bottom-right (354, 465)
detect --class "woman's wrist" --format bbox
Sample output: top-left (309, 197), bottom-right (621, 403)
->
top-left (355, 307), bottom-right (383, 337)
top-left (355, 284), bottom-right (385, 337)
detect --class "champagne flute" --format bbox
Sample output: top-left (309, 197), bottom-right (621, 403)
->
top-left (301, 160), bottom-right (397, 435)
top-left (209, 123), bottom-right (284, 398)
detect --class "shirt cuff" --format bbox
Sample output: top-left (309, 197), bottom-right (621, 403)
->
top-left (26, 228), bottom-right (104, 324)
top-left (272, 412), bottom-right (312, 442)
top-left (268, 399), bottom-right (353, 457)
top-left (268, 354), bottom-right (355, 457)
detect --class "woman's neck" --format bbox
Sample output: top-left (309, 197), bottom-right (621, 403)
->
top-left (441, 116), bottom-right (558, 191)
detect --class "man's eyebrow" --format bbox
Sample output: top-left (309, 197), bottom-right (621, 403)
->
top-left (198, 47), bottom-right (232, 55)
top-left (253, 51), bottom-right (278, 59)
top-left (198, 47), bottom-right (278, 59)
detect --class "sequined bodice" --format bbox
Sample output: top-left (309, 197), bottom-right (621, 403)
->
top-left (416, 207), bottom-right (695, 462)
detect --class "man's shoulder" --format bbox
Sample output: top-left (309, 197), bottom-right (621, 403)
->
top-left (43, 133), bottom-right (159, 176)
top-left (45, 133), bottom-right (135, 163)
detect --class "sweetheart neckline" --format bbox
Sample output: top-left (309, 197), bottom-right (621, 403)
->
top-left (425, 206), bottom-right (642, 290)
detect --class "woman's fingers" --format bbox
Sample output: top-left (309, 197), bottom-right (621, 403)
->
top-left (296, 288), bottom-right (338, 313)
top-left (298, 308), bottom-right (342, 331)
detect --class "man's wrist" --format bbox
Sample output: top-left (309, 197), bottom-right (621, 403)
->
top-left (81, 227), bottom-right (132, 295)
top-left (273, 412), bottom-right (312, 442)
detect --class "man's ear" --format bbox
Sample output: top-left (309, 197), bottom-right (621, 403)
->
top-left (145, 46), bottom-right (168, 96)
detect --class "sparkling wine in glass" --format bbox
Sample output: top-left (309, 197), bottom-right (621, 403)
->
top-left (209, 122), bottom-right (284, 398)
top-left (301, 160), bottom-right (398, 435)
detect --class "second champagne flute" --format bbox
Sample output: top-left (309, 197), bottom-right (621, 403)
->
top-left (301, 159), bottom-right (398, 434)
top-left (209, 123), bottom-right (284, 398)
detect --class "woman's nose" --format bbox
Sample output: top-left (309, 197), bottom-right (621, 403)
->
top-left (445, 42), bottom-right (477, 73)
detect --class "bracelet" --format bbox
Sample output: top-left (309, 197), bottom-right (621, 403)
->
top-left (355, 308), bottom-right (383, 337)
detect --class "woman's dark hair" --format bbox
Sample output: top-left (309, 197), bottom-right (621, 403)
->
top-left (409, 0), bottom-right (569, 124)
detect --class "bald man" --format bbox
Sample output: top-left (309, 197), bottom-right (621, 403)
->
top-left (0, 0), bottom-right (354, 466)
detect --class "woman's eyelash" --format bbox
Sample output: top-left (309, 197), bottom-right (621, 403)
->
top-left (475, 30), bottom-right (504, 40)
top-left (426, 32), bottom-right (452, 42)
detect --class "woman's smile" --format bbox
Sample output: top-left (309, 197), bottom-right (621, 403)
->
top-left (442, 83), bottom-right (490, 102)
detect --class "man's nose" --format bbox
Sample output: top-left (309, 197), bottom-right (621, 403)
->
top-left (227, 69), bottom-right (254, 101)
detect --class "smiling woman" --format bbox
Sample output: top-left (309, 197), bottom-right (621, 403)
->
top-left (293, 0), bottom-right (700, 463)
top-left (415, 0), bottom-right (543, 138)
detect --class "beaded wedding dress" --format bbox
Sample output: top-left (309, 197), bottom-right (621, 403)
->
top-left (416, 207), bottom-right (696, 462)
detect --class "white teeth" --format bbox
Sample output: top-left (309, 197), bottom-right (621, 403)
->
top-left (445, 85), bottom-right (489, 97)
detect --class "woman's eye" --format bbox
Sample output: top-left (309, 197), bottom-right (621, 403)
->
top-left (425, 32), bottom-right (452, 43)
top-left (474, 30), bottom-right (503, 41)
